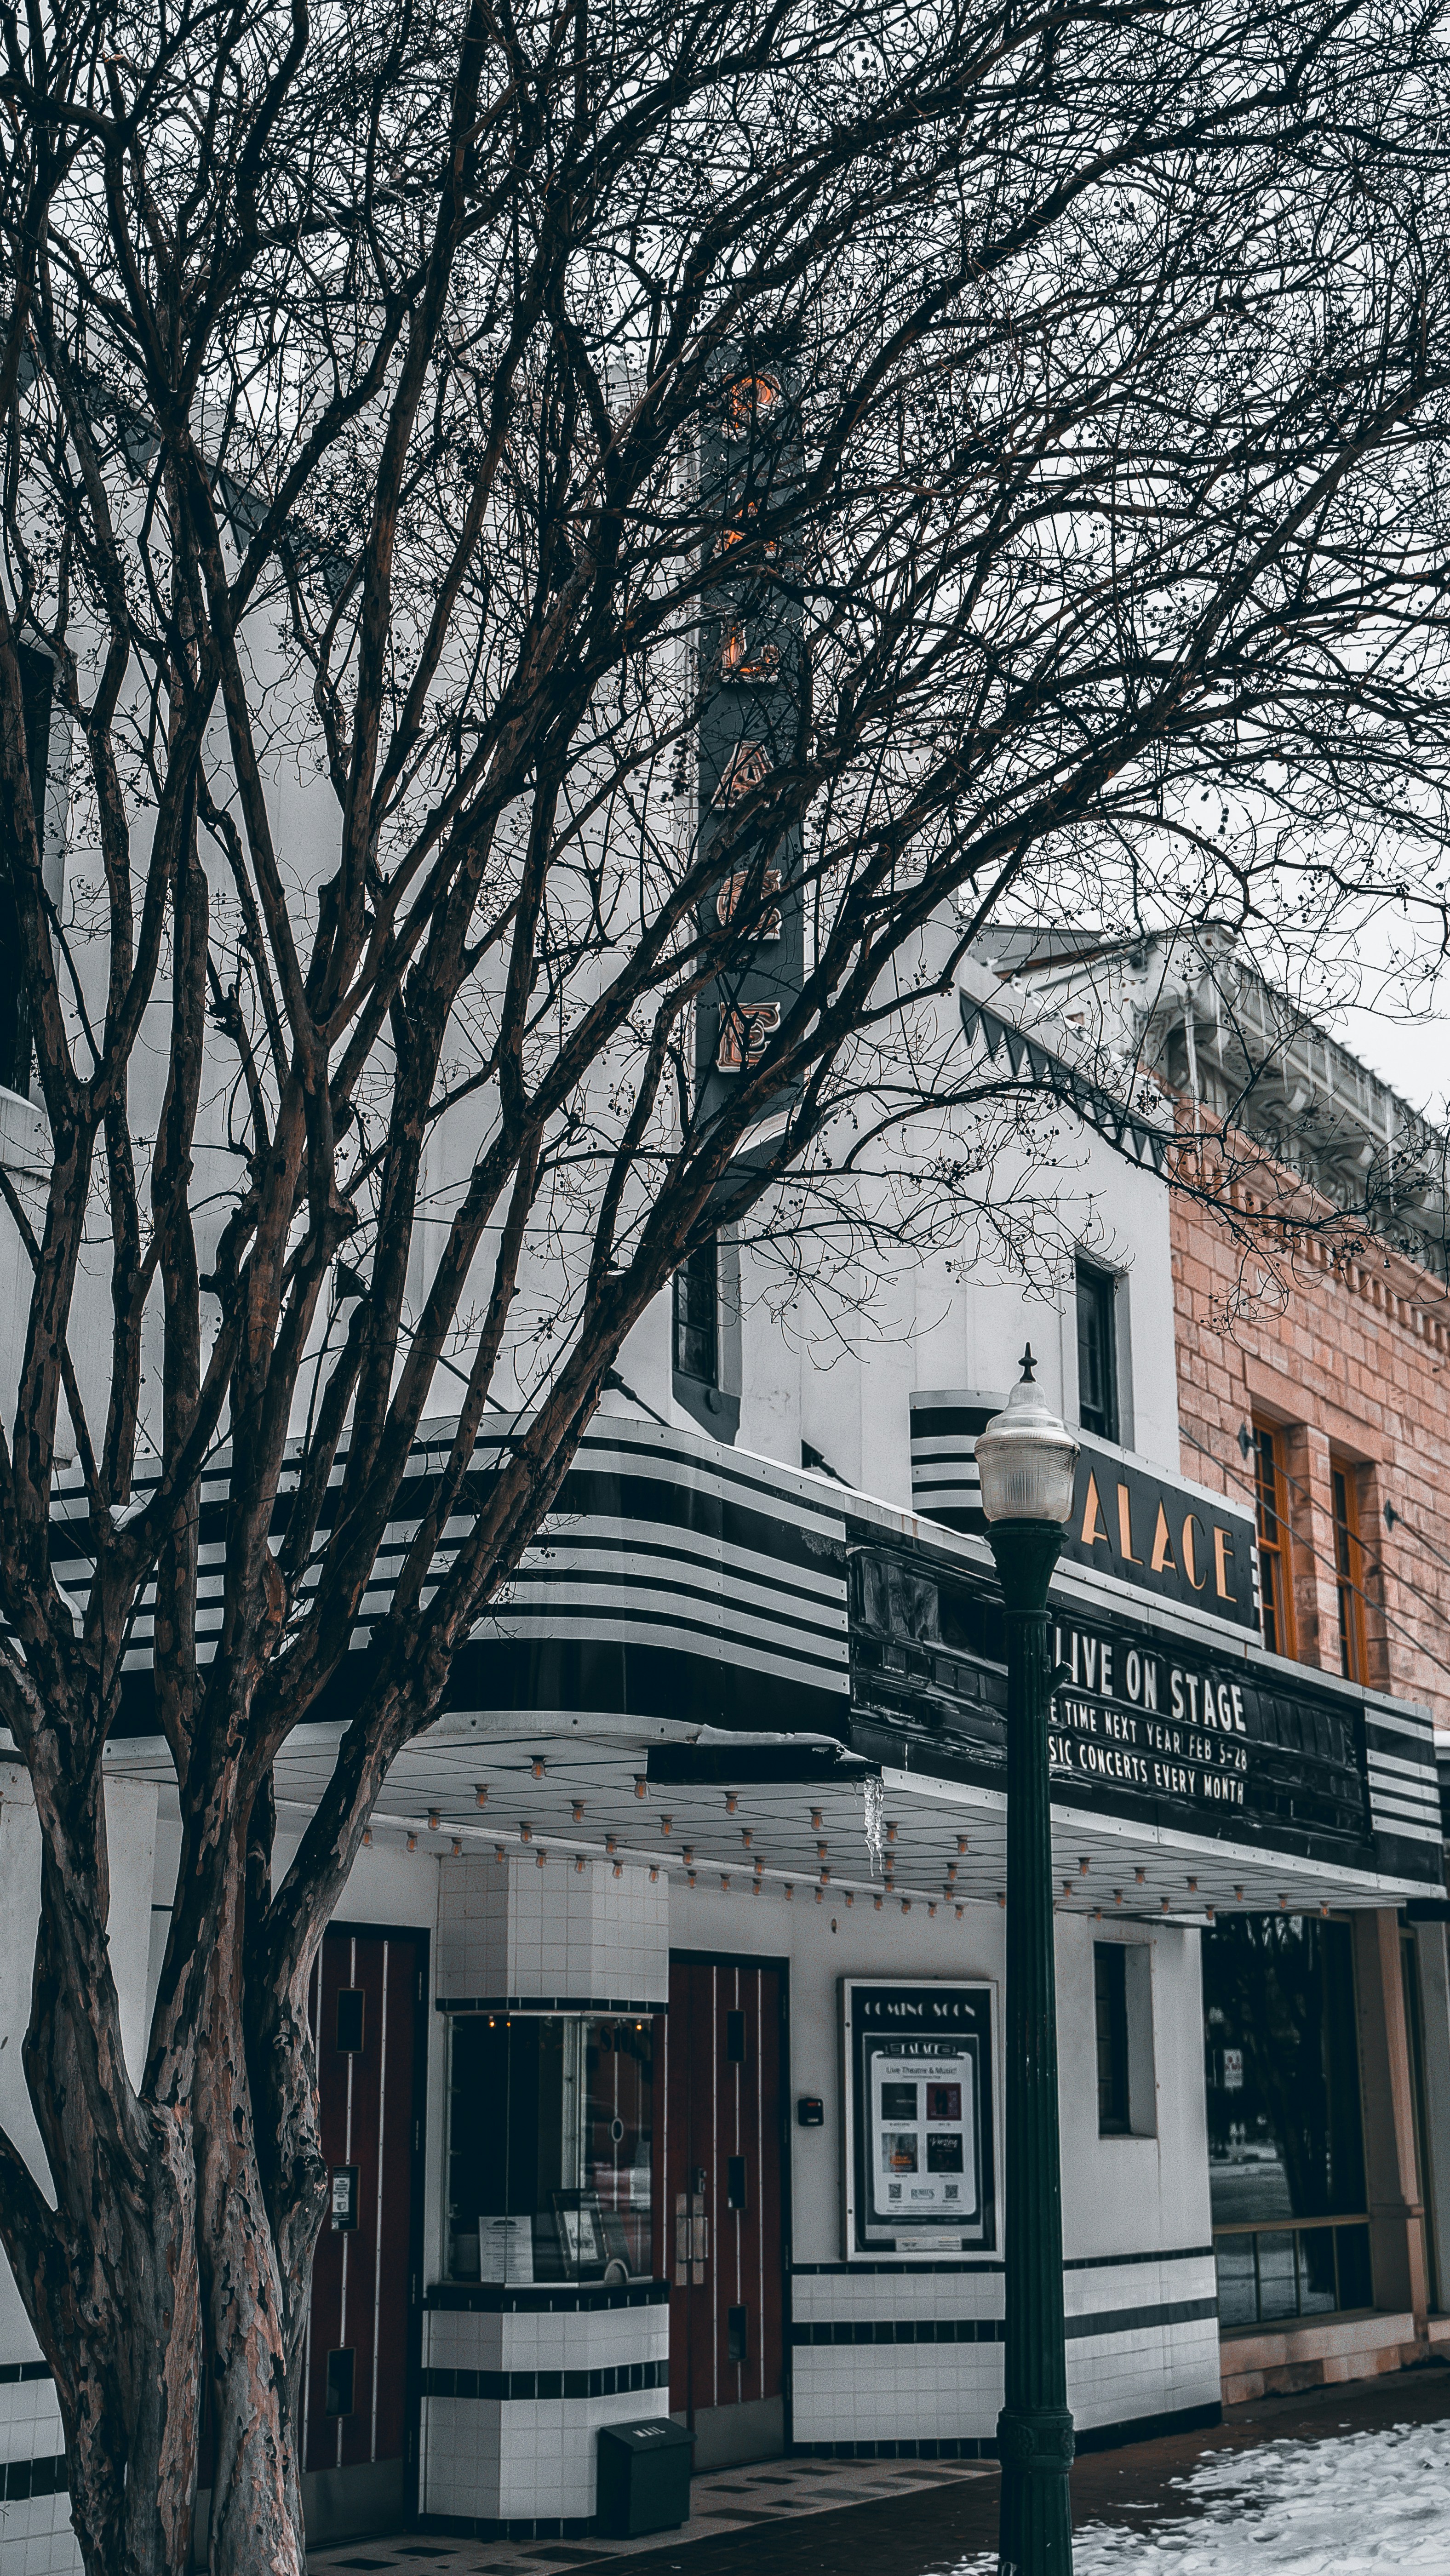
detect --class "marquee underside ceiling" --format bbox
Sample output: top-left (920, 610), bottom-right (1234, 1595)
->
top-left (103, 1711), bottom-right (1430, 1924)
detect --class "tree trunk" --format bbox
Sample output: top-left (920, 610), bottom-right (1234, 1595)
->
top-left (196, 1845), bottom-right (324, 2576)
top-left (16, 1858), bottom-right (202, 2576)
top-left (7, 1800), bottom-right (330, 2576)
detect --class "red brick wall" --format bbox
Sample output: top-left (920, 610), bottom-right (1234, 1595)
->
top-left (1172, 1179), bottom-right (1450, 1733)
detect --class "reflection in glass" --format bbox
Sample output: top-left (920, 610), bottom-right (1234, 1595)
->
top-left (446, 2014), bottom-right (653, 2282)
top-left (1203, 1915), bottom-right (1370, 2325)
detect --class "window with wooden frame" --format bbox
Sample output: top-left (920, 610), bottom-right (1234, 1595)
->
top-left (1330, 1458), bottom-right (1368, 1684)
top-left (1252, 1419), bottom-right (1296, 1661)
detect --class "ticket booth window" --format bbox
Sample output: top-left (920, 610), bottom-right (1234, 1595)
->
top-left (445, 2012), bottom-right (654, 2283)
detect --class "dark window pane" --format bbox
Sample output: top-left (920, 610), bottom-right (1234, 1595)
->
top-left (335, 1987), bottom-right (365, 2053)
top-left (1252, 2229), bottom-right (1298, 2323)
top-left (1213, 2233), bottom-right (1259, 2330)
top-left (1335, 2222), bottom-right (1372, 2311)
top-left (1252, 1423), bottom-right (1295, 1660)
top-left (1094, 1944), bottom-right (1129, 2134)
top-left (1254, 1427), bottom-right (1283, 1547)
top-left (726, 2010), bottom-right (746, 2064)
top-left (447, 2014), bottom-right (654, 2283)
top-left (1331, 1465), bottom-right (1364, 1683)
top-left (1203, 1914), bottom-right (1366, 2230)
top-left (325, 2348), bottom-right (355, 2416)
top-left (674, 1237), bottom-right (719, 1385)
top-left (727, 2304), bottom-right (748, 2363)
top-left (727, 2155), bottom-right (747, 2210)
top-left (1260, 1549), bottom-right (1283, 1657)
top-left (1075, 1260), bottom-right (1118, 1443)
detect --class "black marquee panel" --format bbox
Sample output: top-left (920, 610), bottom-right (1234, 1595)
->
top-left (66, 1418), bottom-right (1439, 1886)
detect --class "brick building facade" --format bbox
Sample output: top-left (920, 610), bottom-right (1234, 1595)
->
top-left (1172, 1185), bottom-right (1450, 1746)
top-left (974, 925), bottom-right (1450, 2401)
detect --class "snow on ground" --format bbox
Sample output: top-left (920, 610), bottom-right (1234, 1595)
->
top-left (954, 2419), bottom-right (1450, 2575)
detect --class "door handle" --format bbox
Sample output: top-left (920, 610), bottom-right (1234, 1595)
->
top-left (674, 2189), bottom-right (709, 2285)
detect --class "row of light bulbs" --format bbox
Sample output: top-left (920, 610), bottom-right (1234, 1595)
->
top-left (351, 1785), bottom-right (1335, 1920)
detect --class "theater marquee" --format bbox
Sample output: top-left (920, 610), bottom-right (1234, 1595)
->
top-left (1042, 1605), bottom-right (1369, 1847)
top-left (909, 1393), bottom-right (1260, 1633)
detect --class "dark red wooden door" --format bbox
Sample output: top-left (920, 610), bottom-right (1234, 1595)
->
top-left (659, 1958), bottom-right (786, 2467)
top-left (302, 1925), bottom-right (422, 2492)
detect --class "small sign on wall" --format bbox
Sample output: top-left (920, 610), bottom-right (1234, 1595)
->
top-left (841, 1980), bottom-right (996, 2256)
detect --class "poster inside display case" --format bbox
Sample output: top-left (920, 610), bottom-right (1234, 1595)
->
top-left (842, 1980), bottom-right (995, 2254)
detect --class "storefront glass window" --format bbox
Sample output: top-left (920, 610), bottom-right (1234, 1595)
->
top-left (1202, 1914), bottom-right (1370, 2328)
top-left (445, 2013), bottom-right (654, 2284)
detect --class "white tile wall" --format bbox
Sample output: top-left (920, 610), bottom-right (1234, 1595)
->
top-left (0, 2492), bottom-right (81, 2576)
top-left (790, 2308), bottom-right (1219, 2452)
top-left (0, 2379), bottom-right (77, 2576)
top-left (423, 2301), bottom-right (668, 2376)
top-left (419, 2296), bottom-right (671, 2526)
top-left (791, 2342), bottom-right (1005, 2445)
top-left (436, 1858), bottom-right (669, 2004)
top-left (1069, 2316), bottom-right (1221, 2430)
top-left (419, 2381), bottom-right (670, 2524)
top-left (0, 2380), bottom-right (63, 2470)
top-left (791, 2268), bottom-right (1004, 2325)
top-left (1064, 2255), bottom-right (1215, 2322)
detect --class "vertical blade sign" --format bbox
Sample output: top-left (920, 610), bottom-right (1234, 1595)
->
top-left (695, 361), bottom-right (805, 1125)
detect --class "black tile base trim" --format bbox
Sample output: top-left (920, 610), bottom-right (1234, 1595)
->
top-left (0, 2453), bottom-right (67, 2502)
top-left (791, 2297), bottom-right (1216, 2348)
top-left (417, 2514), bottom-right (603, 2540)
top-left (791, 2438), bottom-right (993, 2460)
top-left (1074, 2400), bottom-right (1222, 2453)
top-left (787, 2400), bottom-right (1223, 2464)
top-left (1066, 2296), bottom-right (1218, 2339)
top-left (793, 2320), bottom-right (1003, 2347)
top-left (421, 2359), bottom-right (668, 2401)
top-left (425, 2281), bottom-right (669, 2313)
top-left (792, 2261), bottom-right (1005, 2276)
top-left (793, 2249), bottom-right (1212, 2279)
top-left (1063, 2245), bottom-right (1214, 2272)
top-left (0, 2360), bottom-right (53, 2387)
top-left (436, 1997), bottom-right (665, 2017)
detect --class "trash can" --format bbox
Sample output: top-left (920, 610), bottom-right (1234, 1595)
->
top-left (596, 2416), bottom-right (693, 2536)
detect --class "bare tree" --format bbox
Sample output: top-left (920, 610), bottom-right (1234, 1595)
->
top-left (2, 0), bottom-right (1450, 2563)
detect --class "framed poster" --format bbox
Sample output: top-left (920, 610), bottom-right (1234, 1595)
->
top-left (842, 1980), bottom-right (996, 2256)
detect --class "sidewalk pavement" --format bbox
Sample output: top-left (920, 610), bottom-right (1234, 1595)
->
top-left (308, 2359), bottom-right (1450, 2576)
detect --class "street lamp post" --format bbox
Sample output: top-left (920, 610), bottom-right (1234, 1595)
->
top-left (974, 1347), bottom-right (1080, 2576)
